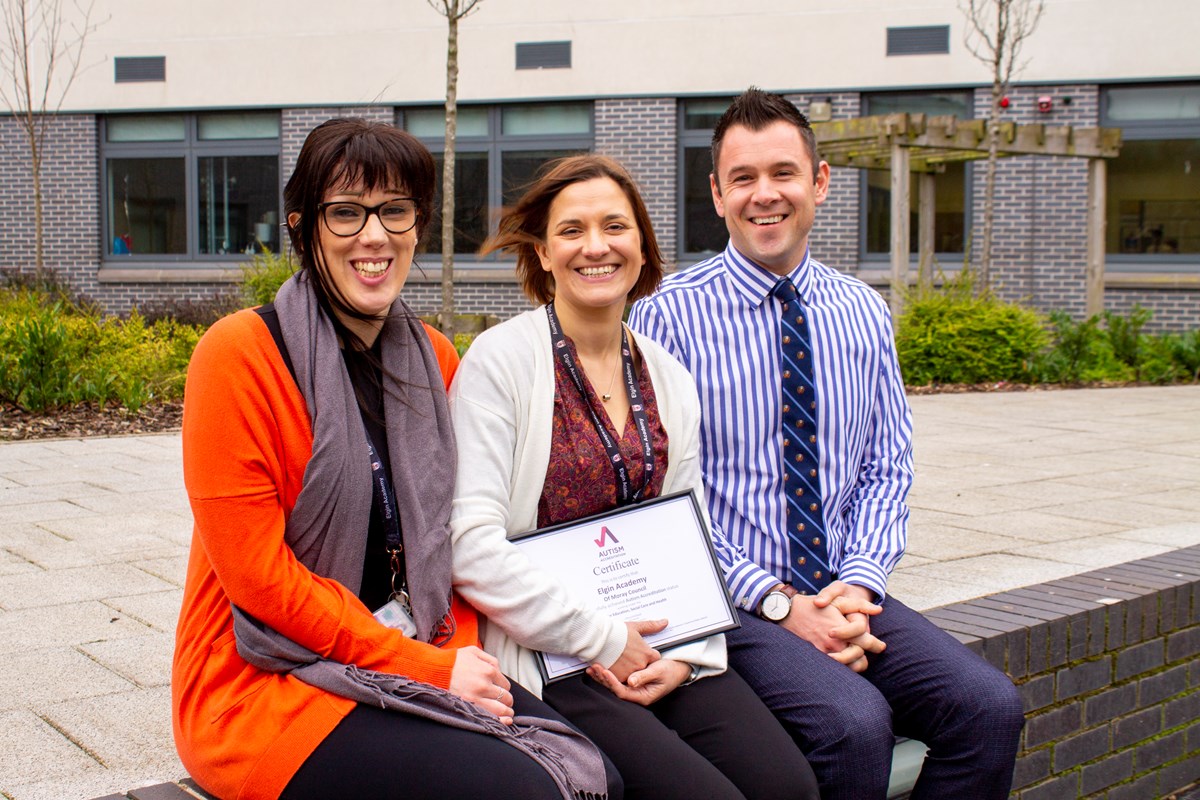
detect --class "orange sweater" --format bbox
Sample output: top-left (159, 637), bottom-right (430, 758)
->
top-left (173, 308), bottom-right (477, 800)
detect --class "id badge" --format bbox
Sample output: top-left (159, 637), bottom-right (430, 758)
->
top-left (373, 597), bottom-right (418, 637)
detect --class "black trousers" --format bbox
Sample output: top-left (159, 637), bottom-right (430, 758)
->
top-left (281, 682), bottom-right (623, 799)
top-left (542, 668), bottom-right (819, 800)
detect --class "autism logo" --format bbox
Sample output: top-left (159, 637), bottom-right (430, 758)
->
top-left (594, 526), bottom-right (619, 548)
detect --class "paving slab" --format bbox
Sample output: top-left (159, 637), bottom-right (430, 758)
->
top-left (0, 387), bottom-right (1195, 800)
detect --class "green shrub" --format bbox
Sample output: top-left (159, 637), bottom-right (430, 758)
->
top-left (1167, 330), bottom-right (1200, 382)
top-left (0, 287), bottom-right (203, 413)
top-left (241, 251), bottom-right (297, 306)
top-left (1030, 312), bottom-right (1133, 384)
top-left (895, 275), bottom-right (1048, 385)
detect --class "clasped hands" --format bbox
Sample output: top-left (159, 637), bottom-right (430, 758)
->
top-left (586, 619), bottom-right (692, 706)
top-left (784, 580), bottom-right (886, 672)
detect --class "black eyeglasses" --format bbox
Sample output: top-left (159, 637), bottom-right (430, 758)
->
top-left (317, 199), bottom-right (419, 237)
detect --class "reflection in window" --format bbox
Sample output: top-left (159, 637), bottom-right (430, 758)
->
top-left (198, 156), bottom-right (280, 254)
top-left (865, 162), bottom-right (967, 254)
top-left (679, 98), bottom-right (735, 257)
top-left (1107, 139), bottom-right (1200, 255)
top-left (862, 91), bottom-right (971, 256)
top-left (405, 103), bottom-right (594, 256)
top-left (108, 158), bottom-right (187, 255)
top-left (102, 112), bottom-right (280, 260)
top-left (683, 146), bottom-right (725, 255)
top-left (1102, 84), bottom-right (1200, 260)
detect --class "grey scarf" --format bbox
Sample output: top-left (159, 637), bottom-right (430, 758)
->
top-left (230, 271), bottom-right (607, 800)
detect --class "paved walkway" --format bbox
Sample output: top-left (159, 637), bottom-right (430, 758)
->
top-left (0, 385), bottom-right (1197, 800)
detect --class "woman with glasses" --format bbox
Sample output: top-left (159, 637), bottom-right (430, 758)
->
top-left (174, 119), bottom-right (615, 800)
top-left (448, 154), bottom-right (818, 800)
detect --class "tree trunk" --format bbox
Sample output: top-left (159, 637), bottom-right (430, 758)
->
top-left (31, 134), bottom-right (44, 278)
top-left (438, 1), bottom-right (459, 340)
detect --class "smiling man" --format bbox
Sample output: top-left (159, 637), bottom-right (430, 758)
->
top-left (628, 88), bottom-right (1024, 800)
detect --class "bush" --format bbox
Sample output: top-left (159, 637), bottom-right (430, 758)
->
top-left (137, 291), bottom-right (246, 327)
top-left (1029, 312), bottom-right (1133, 384)
top-left (895, 274), bottom-right (1049, 386)
top-left (0, 287), bottom-right (203, 413)
top-left (241, 251), bottom-right (298, 306)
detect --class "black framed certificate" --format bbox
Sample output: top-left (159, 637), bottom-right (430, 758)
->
top-left (511, 489), bottom-right (739, 682)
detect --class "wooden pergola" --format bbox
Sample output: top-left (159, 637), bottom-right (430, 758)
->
top-left (811, 113), bottom-right (1123, 316)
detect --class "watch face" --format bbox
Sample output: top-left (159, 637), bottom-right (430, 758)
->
top-left (762, 592), bottom-right (791, 621)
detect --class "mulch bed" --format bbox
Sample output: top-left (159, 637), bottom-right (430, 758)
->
top-left (0, 401), bottom-right (184, 442)
top-left (0, 380), bottom-right (1155, 442)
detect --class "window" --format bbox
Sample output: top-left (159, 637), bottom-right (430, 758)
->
top-left (1102, 84), bottom-right (1200, 260)
top-left (862, 91), bottom-right (970, 257)
top-left (402, 103), bottom-right (593, 257)
top-left (679, 98), bottom-right (734, 258)
top-left (102, 112), bottom-right (281, 260)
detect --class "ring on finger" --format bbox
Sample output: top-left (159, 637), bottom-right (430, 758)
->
top-left (495, 686), bottom-right (505, 701)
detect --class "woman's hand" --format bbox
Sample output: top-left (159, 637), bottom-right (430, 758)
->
top-left (606, 619), bottom-right (666, 682)
top-left (449, 646), bottom-right (515, 725)
top-left (586, 659), bottom-right (692, 706)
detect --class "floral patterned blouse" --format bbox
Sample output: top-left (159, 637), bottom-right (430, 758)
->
top-left (537, 334), bottom-right (669, 527)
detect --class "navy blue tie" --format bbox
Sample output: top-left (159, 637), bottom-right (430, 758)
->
top-left (773, 278), bottom-right (831, 594)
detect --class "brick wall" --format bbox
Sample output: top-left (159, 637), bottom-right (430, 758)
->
top-left (0, 114), bottom-right (102, 301)
top-left (594, 97), bottom-right (679, 263)
top-left (790, 92), bottom-right (863, 276)
top-left (924, 546), bottom-right (1200, 799)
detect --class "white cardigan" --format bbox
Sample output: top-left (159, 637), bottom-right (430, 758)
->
top-left (448, 306), bottom-right (726, 697)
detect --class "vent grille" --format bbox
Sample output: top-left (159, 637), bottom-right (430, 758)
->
top-left (886, 26), bottom-right (950, 56)
top-left (516, 41), bottom-right (571, 70)
top-left (114, 56), bottom-right (166, 83)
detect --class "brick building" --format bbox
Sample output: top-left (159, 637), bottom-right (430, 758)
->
top-left (0, 0), bottom-right (1196, 328)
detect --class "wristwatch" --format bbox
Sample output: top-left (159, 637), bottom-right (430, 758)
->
top-left (758, 584), bottom-right (799, 622)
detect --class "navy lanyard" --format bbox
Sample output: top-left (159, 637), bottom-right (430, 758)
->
top-left (545, 302), bottom-right (654, 505)
top-left (366, 433), bottom-right (407, 604)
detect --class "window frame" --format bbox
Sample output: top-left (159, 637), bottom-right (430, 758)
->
top-left (676, 97), bottom-right (735, 262)
top-left (399, 103), bottom-right (594, 264)
top-left (1100, 83), bottom-right (1200, 270)
top-left (858, 90), bottom-right (973, 264)
top-left (99, 112), bottom-right (282, 266)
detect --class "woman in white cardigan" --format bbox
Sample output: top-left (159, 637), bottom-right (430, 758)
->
top-left (448, 155), bottom-right (817, 800)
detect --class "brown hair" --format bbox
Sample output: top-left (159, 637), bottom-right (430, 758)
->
top-left (480, 154), bottom-right (665, 306)
top-left (284, 118), bottom-right (436, 334)
top-left (711, 87), bottom-right (820, 184)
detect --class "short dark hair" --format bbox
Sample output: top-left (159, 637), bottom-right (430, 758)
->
top-left (284, 118), bottom-right (436, 329)
top-left (711, 87), bottom-right (819, 181)
top-left (481, 154), bottom-right (665, 306)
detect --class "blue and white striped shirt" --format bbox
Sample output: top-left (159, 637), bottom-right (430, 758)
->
top-left (628, 244), bottom-right (913, 610)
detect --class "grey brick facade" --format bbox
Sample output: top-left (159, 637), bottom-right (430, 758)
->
top-left (2, 88), bottom-right (1197, 330)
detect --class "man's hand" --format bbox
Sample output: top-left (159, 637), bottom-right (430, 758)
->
top-left (586, 659), bottom-right (692, 706)
top-left (779, 593), bottom-right (872, 673)
top-left (606, 619), bottom-right (666, 682)
top-left (813, 581), bottom-right (886, 663)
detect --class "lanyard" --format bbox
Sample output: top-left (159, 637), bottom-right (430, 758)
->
top-left (366, 433), bottom-right (408, 607)
top-left (546, 302), bottom-right (654, 505)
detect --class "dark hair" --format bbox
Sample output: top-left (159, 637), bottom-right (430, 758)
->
top-left (711, 87), bottom-right (820, 182)
top-left (284, 118), bottom-right (436, 340)
top-left (480, 154), bottom-right (665, 306)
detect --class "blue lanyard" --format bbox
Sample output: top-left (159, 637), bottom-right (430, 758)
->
top-left (545, 302), bottom-right (655, 505)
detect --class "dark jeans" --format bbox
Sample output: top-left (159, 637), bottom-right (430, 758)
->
top-left (543, 667), bottom-right (819, 800)
top-left (726, 598), bottom-right (1025, 800)
top-left (282, 681), bottom-right (622, 799)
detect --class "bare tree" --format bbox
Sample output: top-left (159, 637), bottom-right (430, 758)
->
top-left (427, 0), bottom-right (484, 339)
top-left (0, 0), bottom-right (100, 280)
top-left (960, 0), bottom-right (1044, 291)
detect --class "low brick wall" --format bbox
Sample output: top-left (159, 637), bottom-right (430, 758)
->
top-left (924, 545), bottom-right (1200, 800)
